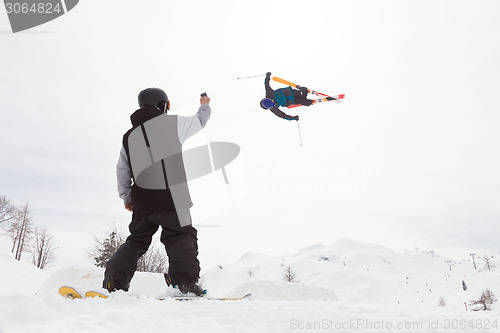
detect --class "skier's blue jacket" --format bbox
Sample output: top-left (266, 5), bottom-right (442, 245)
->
top-left (274, 87), bottom-right (294, 107)
top-left (264, 73), bottom-right (296, 120)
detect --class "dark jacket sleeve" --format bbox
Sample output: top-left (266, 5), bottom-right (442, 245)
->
top-left (265, 73), bottom-right (295, 120)
top-left (270, 106), bottom-right (295, 120)
top-left (264, 73), bottom-right (274, 98)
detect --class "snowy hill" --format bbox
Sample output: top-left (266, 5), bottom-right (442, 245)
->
top-left (0, 247), bottom-right (48, 296)
top-left (0, 239), bottom-right (498, 333)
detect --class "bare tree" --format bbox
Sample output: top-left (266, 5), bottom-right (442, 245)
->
top-left (282, 265), bottom-right (299, 283)
top-left (137, 244), bottom-right (168, 273)
top-left (9, 203), bottom-right (34, 261)
top-left (31, 226), bottom-right (57, 269)
top-left (0, 195), bottom-right (16, 225)
top-left (438, 297), bottom-right (446, 307)
top-left (471, 289), bottom-right (497, 311)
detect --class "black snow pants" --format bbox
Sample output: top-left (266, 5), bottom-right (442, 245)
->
top-left (103, 210), bottom-right (200, 290)
top-left (292, 87), bottom-right (313, 106)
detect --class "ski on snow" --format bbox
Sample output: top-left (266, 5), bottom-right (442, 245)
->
top-left (58, 286), bottom-right (251, 302)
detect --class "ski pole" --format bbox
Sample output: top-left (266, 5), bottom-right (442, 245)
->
top-left (236, 74), bottom-right (267, 80)
top-left (297, 120), bottom-right (303, 147)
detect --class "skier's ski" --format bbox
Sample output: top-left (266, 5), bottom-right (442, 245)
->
top-left (288, 94), bottom-right (345, 108)
top-left (272, 76), bottom-right (345, 108)
top-left (58, 286), bottom-right (106, 299)
top-left (59, 286), bottom-right (82, 299)
top-left (272, 76), bottom-right (333, 98)
top-left (312, 96), bottom-right (341, 104)
top-left (171, 293), bottom-right (252, 302)
top-left (58, 286), bottom-right (251, 301)
top-left (85, 290), bottom-right (109, 299)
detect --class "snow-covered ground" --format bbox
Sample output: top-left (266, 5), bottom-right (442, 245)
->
top-left (0, 238), bottom-right (498, 333)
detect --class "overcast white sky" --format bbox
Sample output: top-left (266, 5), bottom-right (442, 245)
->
top-left (1, 0), bottom-right (499, 268)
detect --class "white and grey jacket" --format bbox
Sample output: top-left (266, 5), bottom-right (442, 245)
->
top-left (117, 104), bottom-right (211, 208)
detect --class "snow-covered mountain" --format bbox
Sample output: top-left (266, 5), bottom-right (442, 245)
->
top-left (0, 238), bottom-right (498, 333)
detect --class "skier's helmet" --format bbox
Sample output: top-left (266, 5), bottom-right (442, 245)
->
top-left (260, 98), bottom-right (275, 109)
top-left (138, 88), bottom-right (170, 112)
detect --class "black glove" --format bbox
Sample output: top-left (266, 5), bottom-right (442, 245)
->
top-left (293, 115), bottom-right (299, 121)
top-left (266, 72), bottom-right (271, 76)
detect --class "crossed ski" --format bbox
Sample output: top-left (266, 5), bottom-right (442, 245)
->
top-left (272, 76), bottom-right (345, 108)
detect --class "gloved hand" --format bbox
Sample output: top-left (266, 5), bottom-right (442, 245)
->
top-left (266, 72), bottom-right (271, 76)
top-left (292, 115), bottom-right (299, 121)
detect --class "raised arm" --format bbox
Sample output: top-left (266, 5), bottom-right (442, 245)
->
top-left (177, 96), bottom-right (212, 144)
top-left (264, 72), bottom-right (274, 97)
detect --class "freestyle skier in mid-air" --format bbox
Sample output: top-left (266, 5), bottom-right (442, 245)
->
top-left (260, 72), bottom-right (344, 121)
top-left (103, 87), bottom-right (211, 296)
top-left (260, 72), bottom-right (310, 121)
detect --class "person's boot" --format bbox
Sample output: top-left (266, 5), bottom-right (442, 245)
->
top-left (164, 273), bottom-right (206, 296)
top-left (103, 277), bottom-right (129, 292)
top-left (178, 283), bottom-right (206, 296)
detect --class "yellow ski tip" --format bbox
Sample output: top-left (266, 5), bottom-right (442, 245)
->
top-left (58, 286), bottom-right (82, 299)
top-left (85, 291), bottom-right (109, 299)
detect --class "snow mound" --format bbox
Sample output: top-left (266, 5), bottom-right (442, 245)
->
top-left (38, 266), bottom-right (174, 298)
top-left (229, 280), bottom-right (337, 301)
top-left (38, 266), bottom-right (106, 296)
top-left (0, 247), bottom-right (48, 296)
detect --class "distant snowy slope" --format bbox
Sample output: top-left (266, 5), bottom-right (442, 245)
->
top-left (203, 238), bottom-right (499, 309)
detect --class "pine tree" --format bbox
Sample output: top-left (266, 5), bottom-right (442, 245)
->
top-left (93, 230), bottom-right (123, 268)
top-left (283, 265), bottom-right (299, 283)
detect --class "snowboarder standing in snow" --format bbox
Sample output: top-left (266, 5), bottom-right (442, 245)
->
top-left (260, 72), bottom-right (312, 121)
top-left (103, 88), bottom-right (211, 296)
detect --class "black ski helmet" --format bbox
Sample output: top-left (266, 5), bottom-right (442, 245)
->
top-left (138, 88), bottom-right (169, 112)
